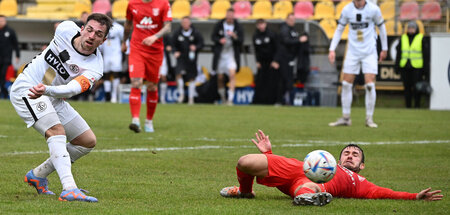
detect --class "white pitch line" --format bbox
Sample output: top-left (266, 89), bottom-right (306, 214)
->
top-left (1, 139), bottom-right (449, 156)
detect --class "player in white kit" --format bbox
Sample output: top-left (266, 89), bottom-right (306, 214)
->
top-left (99, 12), bottom-right (124, 103)
top-left (10, 14), bottom-right (112, 202)
top-left (328, 0), bottom-right (387, 128)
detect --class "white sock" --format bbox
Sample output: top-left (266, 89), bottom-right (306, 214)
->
top-left (218, 88), bottom-right (226, 101)
top-left (104, 80), bottom-right (111, 93)
top-left (177, 79), bottom-right (184, 97)
top-left (132, 117), bottom-right (140, 125)
top-left (145, 119), bottom-right (153, 126)
top-left (365, 82), bottom-right (376, 117)
top-left (160, 82), bottom-right (167, 102)
top-left (111, 78), bottom-right (120, 101)
top-left (33, 143), bottom-right (93, 178)
top-left (188, 81), bottom-right (196, 100)
top-left (341, 81), bottom-right (353, 117)
top-left (227, 89), bottom-right (235, 102)
top-left (66, 143), bottom-right (93, 163)
top-left (48, 135), bottom-right (77, 191)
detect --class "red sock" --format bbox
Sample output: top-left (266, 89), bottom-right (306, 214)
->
top-left (295, 187), bottom-right (315, 196)
top-left (129, 88), bottom-right (141, 118)
top-left (146, 89), bottom-right (158, 120)
top-left (236, 167), bottom-right (254, 193)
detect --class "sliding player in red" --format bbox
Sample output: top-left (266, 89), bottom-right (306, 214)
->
top-left (220, 130), bottom-right (443, 206)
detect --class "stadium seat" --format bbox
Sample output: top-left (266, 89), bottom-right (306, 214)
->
top-left (0, 0), bottom-right (18, 16)
top-left (384, 19), bottom-right (403, 36)
top-left (313, 1), bottom-right (335, 20)
top-left (319, 18), bottom-right (336, 39)
top-left (250, 0), bottom-right (272, 19)
top-left (234, 66), bottom-right (254, 87)
top-left (191, 0), bottom-right (211, 19)
top-left (399, 1), bottom-right (419, 21)
top-left (171, 0), bottom-right (191, 19)
top-left (420, 1), bottom-right (441, 21)
top-left (404, 19), bottom-right (425, 34)
top-left (92, 0), bottom-right (111, 14)
top-left (294, 1), bottom-right (314, 20)
top-left (272, 0), bottom-right (293, 20)
top-left (112, 0), bottom-right (128, 19)
top-left (380, 1), bottom-right (395, 20)
top-left (72, 0), bottom-right (92, 18)
top-left (209, 0), bottom-right (231, 19)
top-left (335, 0), bottom-right (351, 19)
top-left (233, 0), bottom-right (251, 19)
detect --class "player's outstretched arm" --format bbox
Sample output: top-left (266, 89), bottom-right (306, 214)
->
top-left (251, 130), bottom-right (272, 154)
top-left (416, 188), bottom-right (443, 201)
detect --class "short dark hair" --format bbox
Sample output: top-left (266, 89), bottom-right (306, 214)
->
top-left (0, 14), bottom-right (6, 18)
top-left (86, 13), bottom-right (113, 37)
top-left (339, 144), bottom-right (365, 163)
top-left (182, 16), bottom-right (190, 20)
top-left (227, 8), bottom-right (234, 13)
top-left (256, 18), bottom-right (265, 24)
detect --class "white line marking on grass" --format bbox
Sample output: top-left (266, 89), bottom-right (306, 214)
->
top-left (2, 140), bottom-right (449, 156)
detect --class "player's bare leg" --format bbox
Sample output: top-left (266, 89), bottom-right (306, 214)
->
top-left (188, 78), bottom-right (196, 105)
top-left (217, 74), bottom-right (226, 104)
top-left (226, 69), bottom-right (236, 106)
top-left (145, 81), bottom-right (158, 132)
top-left (330, 73), bottom-right (355, 126)
top-left (364, 74), bottom-right (377, 128)
top-left (176, 74), bottom-right (184, 103)
top-left (129, 78), bottom-right (143, 133)
top-left (220, 154), bottom-right (268, 198)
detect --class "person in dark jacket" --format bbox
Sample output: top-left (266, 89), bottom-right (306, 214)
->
top-left (252, 19), bottom-right (279, 105)
top-left (159, 34), bottom-right (174, 104)
top-left (0, 15), bottom-right (20, 98)
top-left (296, 32), bottom-right (311, 84)
top-left (173, 16), bottom-right (204, 105)
top-left (211, 9), bottom-right (244, 105)
top-left (275, 13), bottom-right (301, 105)
top-left (395, 21), bottom-right (430, 108)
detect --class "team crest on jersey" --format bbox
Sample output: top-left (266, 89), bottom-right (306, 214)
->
top-left (69, 64), bottom-right (79, 73)
top-left (153, 8), bottom-right (159, 16)
top-left (36, 102), bottom-right (47, 112)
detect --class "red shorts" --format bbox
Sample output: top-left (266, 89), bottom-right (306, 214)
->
top-left (256, 154), bottom-right (311, 198)
top-left (128, 49), bottom-right (163, 83)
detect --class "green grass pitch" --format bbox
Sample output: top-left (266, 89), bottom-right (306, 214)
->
top-left (0, 100), bottom-right (449, 214)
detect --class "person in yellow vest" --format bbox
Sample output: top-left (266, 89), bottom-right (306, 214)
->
top-left (395, 21), bottom-right (429, 108)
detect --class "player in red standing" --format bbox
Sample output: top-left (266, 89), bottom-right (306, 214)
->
top-left (220, 130), bottom-right (443, 206)
top-left (121, 0), bottom-right (172, 133)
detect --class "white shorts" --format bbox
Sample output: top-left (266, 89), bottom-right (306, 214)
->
top-left (342, 51), bottom-right (378, 75)
top-left (103, 55), bottom-right (123, 73)
top-left (217, 56), bottom-right (237, 75)
top-left (10, 88), bottom-right (89, 139)
top-left (159, 54), bottom-right (168, 76)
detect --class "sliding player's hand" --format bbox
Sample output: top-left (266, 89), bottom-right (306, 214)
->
top-left (416, 188), bottom-right (443, 201)
top-left (252, 130), bottom-right (272, 154)
top-left (28, 83), bottom-right (46, 99)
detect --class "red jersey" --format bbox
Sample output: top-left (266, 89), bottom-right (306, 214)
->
top-left (321, 165), bottom-right (417, 200)
top-left (126, 0), bottom-right (172, 54)
top-left (259, 154), bottom-right (417, 200)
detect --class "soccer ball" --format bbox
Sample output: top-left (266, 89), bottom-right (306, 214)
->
top-left (303, 150), bottom-right (337, 183)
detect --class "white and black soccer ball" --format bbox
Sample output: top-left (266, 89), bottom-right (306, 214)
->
top-left (303, 150), bottom-right (337, 183)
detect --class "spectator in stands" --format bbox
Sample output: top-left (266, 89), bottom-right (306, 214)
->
top-left (173, 16), bottom-right (204, 105)
top-left (159, 34), bottom-right (174, 104)
top-left (0, 15), bottom-right (20, 99)
top-left (275, 13), bottom-right (301, 105)
top-left (296, 32), bottom-right (311, 85)
top-left (252, 18), bottom-right (278, 105)
top-left (395, 21), bottom-right (430, 108)
top-left (211, 8), bottom-right (244, 105)
top-left (75, 11), bottom-right (89, 28)
top-left (99, 12), bottom-right (124, 103)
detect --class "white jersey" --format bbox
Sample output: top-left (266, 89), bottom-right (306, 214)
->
top-left (338, 1), bottom-right (384, 55)
top-left (99, 21), bottom-right (124, 72)
top-left (13, 21), bottom-right (103, 91)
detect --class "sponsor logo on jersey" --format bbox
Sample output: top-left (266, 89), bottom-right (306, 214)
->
top-left (132, 9), bottom-right (138, 14)
top-left (45, 49), bottom-right (70, 80)
top-left (36, 102), bottom-right (47, 112)
top-left (350, 22), bottom-right (369, 30)
top-left (136, 17), bottom-right (159, 29)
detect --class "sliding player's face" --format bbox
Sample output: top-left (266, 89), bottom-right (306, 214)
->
top-left (339, 146), bottom-right (365, 173)
top-left (80, 20), bottom-right (107, 53)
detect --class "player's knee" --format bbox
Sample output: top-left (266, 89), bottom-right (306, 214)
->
top-left (84, 135), bottom-right (97, 148)
top-left (45, 124), bottom-right (65, 139)
top-left (147, 82), bottom-right (158, 92)
top-left (237, 154), bottom-right (254, 170)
